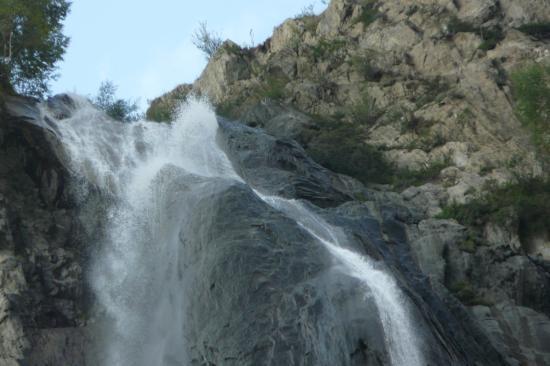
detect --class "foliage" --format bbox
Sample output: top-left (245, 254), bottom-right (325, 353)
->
top-left (297, 4), bottom-right (315, 18)
top-left (446, 17), bottom-right (504, 51)
top-left (449, 281), bottom-right (493, 306)
top-left (311, 38), bottom-right (347, 63)
top-left (146, 85), bottom-right (191, 122)
top-left (0, 0), bottom-right (71, 97)
top-left (478, 26), bottom-right (505, 51)
top-left (393, 158), bottom-right (450, 190)
top-left (447, 16), bottom-right (477, 34)
top-left (146, 101), bottom-right (172, 122)
top-left (458, 231), bottom-right (483, 254)
top-left (298, 99), bottom-right (450, 188)
top-left (295, 4), bottom-right (320, 33)
top-left (510, 63), bottom-right (550, 156)
top-left (94, 81), bottom-right (141, 122)
top-left (350, 91), bottom-right (381, 127)
top-left (355, 1), bottom-right (380, 27)
top-left (192, 21), bottom-right (223, 60)
top-left (437, 177), bottom-right (550, 241)
top-left (305, 117), bottom-right (394, 184)
top-left (414, 77), bottom-right (450, 108)
top-left (349, 55), bottom-right (382, 82)
top-left (517, 22), bottom-right (550, 39)
top-left (260, 75), bottom-right (288, 100)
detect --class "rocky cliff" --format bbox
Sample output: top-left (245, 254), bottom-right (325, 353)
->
top-left (0, 0), bottom-right (549, 365)
top-left (0, 92), bottom-right (548, 365)
top-left (150, 0), bottom-right (549, 195)
top-left (145, 0), bottom-right (550, 364)
top-left (0, 96), bottom-right (91, 365)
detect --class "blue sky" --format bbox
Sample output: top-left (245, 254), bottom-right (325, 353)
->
top-left (52, 0), bottom-right (327, 109)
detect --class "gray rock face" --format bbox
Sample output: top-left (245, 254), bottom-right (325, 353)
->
top-left (0, 95), bottom-right (90, 365)
top-left (178, 179), bottom-right (388, 365)
top-left (216, 116), bottom-right (510, 365)
top-left (1, 90), bottom-right (549, 366)
top-left (472, 303), bottom-right (550, 366)
top-left (218, 119), bottom-right (354, 208)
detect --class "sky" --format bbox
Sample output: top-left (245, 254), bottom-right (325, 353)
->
top-left (52, 0), bottom-right (328, 109)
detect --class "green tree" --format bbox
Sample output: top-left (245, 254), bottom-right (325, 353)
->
top-left (94, 81), bottom-right (141, 122)
top-left (0, 0), bottom-right (70, 97)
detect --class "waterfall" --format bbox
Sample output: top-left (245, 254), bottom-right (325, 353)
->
top-left (49, 96), bottom-right (423, 366)
top-left (257, 194), bottom-right (424, 366)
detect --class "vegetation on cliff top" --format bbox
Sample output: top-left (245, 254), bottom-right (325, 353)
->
top-left (94, 81), bottom-right (141, 122)
top-left (192, 21), bottom-right (223, 60)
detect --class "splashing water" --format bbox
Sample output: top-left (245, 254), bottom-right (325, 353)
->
top-left (258, 194), bottom-right (425, 366)
top-left (51, 96), bottom-right (239, 365)
top-left (49, 96), bottom-right (423, 366)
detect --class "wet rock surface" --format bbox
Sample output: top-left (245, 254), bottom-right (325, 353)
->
top-left (0, 95), bottom-right (91, 365)
top-left (1, 93), bottom-right (549, 365)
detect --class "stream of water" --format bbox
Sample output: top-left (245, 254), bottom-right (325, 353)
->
top-left (49, 96), bottom-right (423, 366)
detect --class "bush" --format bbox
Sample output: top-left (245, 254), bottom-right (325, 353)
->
top-left (295, 4), bottom-right (320, 33)
top-left (449, 281), bottom-right (492, 306)
top-left (306, 118), bottom-right (394, 184)
top-left (446, 17), bottom-right (504, 51)
top-left (146, 85), bottom-right (191, 122)
top-left (356, 1), bottom-right (380, 27)
top-left (350, 91), bottom-right (381, 127)
top-left (94, 81), bottom-right (141, 122)
top-left (518, 22), bottom-right (550, 39)
top-left (510, 63), bottom-right (550, 155)
top-left (447, 17), bottom-right (477, 34)
top-left (260, 75), bottom-right (288, 100)
top-left (478, 27), bottom-right (505, 51)
top-left (349, 55), bottom-right (382, 82)
top-left (0, 0), bottom-right (71, 97)
top-left (414, 77), bottom-right (450, 108)
top-left (192, 21), bottom-right (223, 60)
top-left (311, 38), bottom-right (347, 62)
top-left (438, 177), bottom-right (550, 241)
top-left (393, 158), bottom-right (450, 190)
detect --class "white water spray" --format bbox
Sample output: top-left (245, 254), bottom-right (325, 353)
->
top-left (50, 96), bottom-right (239, 366)
top-left (258, 194), bottom-right (424, 366)
top-left (50, 96), bottom-right (423, 366)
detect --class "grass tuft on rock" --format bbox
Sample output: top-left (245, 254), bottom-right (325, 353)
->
top-left (437, 177), bottom-right (550, 242)
top-left (393, 158), bottom-right (451, 190)
top-left (449, 281), bottom-right (493, 306)
top-left (356, 1), bottom-right (380, 27)
top-left (446, 17), bottom-right (504, 51)
top-left (510, 63), bottom-right (550, 156)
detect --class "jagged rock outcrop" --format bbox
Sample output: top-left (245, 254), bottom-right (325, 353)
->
top-left (149, 0), bottom-right (549, 208)
top-left (0, 1), bottom-right (548, 365)
top-left (147, 1), bottom-right (550, 364)
top-left (0, 96), bottom-right (90, 366)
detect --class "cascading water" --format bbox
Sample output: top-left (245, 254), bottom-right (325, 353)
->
top-left (257, 194), bottom-right (424, 366)
top-left (49, 96), bottom-right (423, 366)
top-left (50, 96), bottom-right (240, 365)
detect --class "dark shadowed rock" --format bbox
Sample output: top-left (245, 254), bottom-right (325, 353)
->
top-left (217, 118), bottom-right (354, 208)
top-left (0, 95), bottom-right (90, 366)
